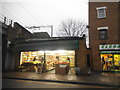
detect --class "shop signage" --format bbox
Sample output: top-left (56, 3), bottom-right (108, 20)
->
top-left (100, 51), bottom-right (120, 54)
top-left (99, 44), bottom-right (120, 50)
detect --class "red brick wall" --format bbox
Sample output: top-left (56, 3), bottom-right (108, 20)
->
top-left (76, 39), bottom-right (91, 68)
top-left (89, 2), bottom-right (119, 71)
top-left (118, 2), bottom-right (120, 43)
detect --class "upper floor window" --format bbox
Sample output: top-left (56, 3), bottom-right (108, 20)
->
top-left (96, 6), bottom-right (107, 19)
top-left (97, 27), bottom-right (108, 40)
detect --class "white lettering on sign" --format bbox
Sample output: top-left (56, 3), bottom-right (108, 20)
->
top-left (99, 44), bottom-right (120, 50)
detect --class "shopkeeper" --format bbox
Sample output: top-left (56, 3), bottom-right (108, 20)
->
top-left (33, 56), bottom-right (37, 61)
top-left (66, 57), bottom-right (70, 63)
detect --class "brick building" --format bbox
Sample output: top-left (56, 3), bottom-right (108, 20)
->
top-left (89, 0), bottom-right (120, 72)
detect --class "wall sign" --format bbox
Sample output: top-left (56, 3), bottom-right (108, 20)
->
top-left (99, 44), bottom-right (120, 50)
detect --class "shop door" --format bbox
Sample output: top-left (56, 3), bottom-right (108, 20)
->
top-left (87, 54), bottom-right (91, 67)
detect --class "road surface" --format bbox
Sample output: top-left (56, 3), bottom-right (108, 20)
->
top-left (2, 79), bottom-right (113, 88)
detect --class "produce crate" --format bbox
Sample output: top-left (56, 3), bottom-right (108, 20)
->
top-left (55, 64), bottom-right (69, 74)
top-left (19, 66), bottom-right (36, 72)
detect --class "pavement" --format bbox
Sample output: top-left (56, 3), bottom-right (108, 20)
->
top-left (2, 71), bottom-right (120, 88)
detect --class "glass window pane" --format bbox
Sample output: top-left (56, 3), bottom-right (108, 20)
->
top-left (45, 50), bottom-right (75, 70)
top-left (99, 30), bottom-right (108, 40)
top-left (20, 51), bottom-right (44, 65)
top-left (100, 35), bottom-right (104, 39)
top-left (100, 31), bottom-right (105, 34)
top-left (98, 9), bottom-right (106, 18)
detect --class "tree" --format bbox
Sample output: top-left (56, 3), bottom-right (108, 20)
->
top-left (57, 19), bottom-right (88, 37)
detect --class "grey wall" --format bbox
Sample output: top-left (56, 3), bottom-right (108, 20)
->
top-left (13, 40), bottom-right (79, 52)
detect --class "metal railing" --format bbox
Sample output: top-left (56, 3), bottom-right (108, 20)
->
top-left (0, 14), bottom-right (13, 27)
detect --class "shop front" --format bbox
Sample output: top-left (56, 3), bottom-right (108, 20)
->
top-left (20, 50), bottom-right (75, 73)
top-left (12, 37), bottom-right (91, 75)
top-left (99, 44), bottom-right (120, 72)
top-left (13, 37), bottom-right (80, 74)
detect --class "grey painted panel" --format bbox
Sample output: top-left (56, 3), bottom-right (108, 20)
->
top-left (13, 40), bottom-right (79, 52)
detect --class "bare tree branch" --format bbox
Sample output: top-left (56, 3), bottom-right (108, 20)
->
top-left (57, 19), bottom-right (87, 38)
top-left (56, 19), bottom-right (89, 47)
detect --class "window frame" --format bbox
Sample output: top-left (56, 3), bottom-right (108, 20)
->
top-left (97, 27), bottom-right (108, 40)
top-left (96, 6), bottom-right (107, 19)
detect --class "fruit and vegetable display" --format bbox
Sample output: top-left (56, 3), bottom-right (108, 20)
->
top-left (20, 51), bottom-right (75, 71)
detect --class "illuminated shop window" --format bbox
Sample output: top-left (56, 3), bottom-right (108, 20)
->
top-left (20, 50), bottom-right (75, 71)
top-left (101, 54), bottom-right (120, 71)
top-left (45, 50), bottom-right (75, 70)
top-left (20, 51), bottom-right (44, 65)
top-left (114, 54), bottom-right (120, 68)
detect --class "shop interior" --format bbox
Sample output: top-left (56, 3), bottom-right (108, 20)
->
top-left (101, 54), bottom-right (120, 71)
top-left (20, 50), bottom-right (75, 74)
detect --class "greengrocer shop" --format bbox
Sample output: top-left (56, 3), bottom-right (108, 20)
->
top-left (20, 50), bottom-right (75, 71)
top-left (99, 44), bottom-right (120, 72)
top-left (13, 37), bottom-right (91, 74)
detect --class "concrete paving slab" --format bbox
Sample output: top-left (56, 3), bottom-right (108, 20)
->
top-left (2, 72), bottom-right (120, 88)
